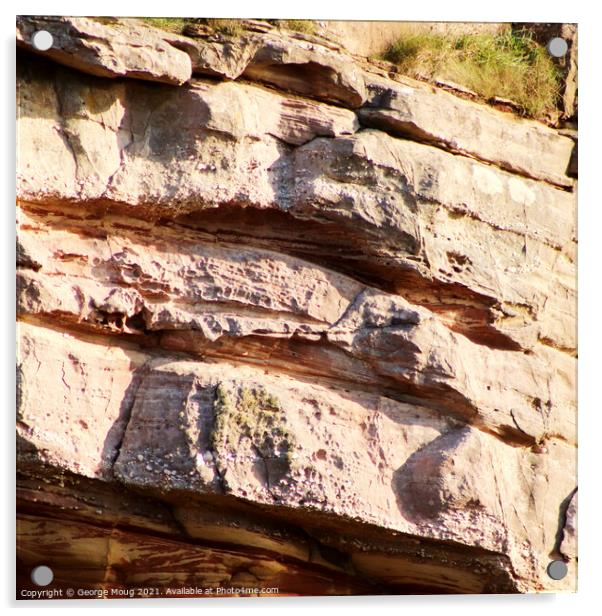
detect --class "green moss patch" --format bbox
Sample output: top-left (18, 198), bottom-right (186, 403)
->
top-left (212, 383), bottom-right (295, 464)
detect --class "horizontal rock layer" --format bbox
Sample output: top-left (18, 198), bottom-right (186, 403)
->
top-left (17, 54), bottom-right (576, 354)
top-left (16, 16), bottom-right (577, 596)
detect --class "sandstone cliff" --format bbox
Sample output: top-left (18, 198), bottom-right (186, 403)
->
top-left (16, 17), bottom-right (577, 596)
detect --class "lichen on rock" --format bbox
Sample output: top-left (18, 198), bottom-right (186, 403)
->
top-left (211, 382), bottom-right (297, 490)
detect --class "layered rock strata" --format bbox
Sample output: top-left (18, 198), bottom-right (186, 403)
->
top-left (16, 17), bottom-right (577, 596)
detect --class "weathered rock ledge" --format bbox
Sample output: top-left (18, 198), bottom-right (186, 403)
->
top-left (17, 16), bottom-right (577, 596)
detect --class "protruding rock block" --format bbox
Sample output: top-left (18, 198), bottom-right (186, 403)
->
top-left (16, 16), bottom-right (192, 84)
top-left (359, 74), bottom-right (576, 187)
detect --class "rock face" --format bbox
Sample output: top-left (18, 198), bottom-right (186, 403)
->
top-left (16, 17), bottom-right (577, 597)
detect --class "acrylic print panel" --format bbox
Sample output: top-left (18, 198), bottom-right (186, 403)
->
top-left (16, 16), bottom-right (577, 599)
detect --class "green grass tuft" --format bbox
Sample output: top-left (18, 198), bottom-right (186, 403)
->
top-left (280, 19), bottom-right (316, 35)
top-left (140, 17), bottom-right (197, 34)
top-left (204, 18), bottom-right (243, 37)
top-left (140, 17), bottom-right (243, 37)
top-left (381, 28), bottom-right (561, 119)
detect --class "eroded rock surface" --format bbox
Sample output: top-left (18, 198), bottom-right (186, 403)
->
top-left (16, 17), bottom-right (577, 596)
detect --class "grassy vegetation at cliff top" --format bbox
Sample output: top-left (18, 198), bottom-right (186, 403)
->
top-left (380, 29), bottom-right (561, 119)
top-left (269, 19), bottom-right (316, 35)
top-left (140, 17), bottom-right (192, 33)
top-left (141, 17), bottom-right (316, 37)
top-left (141, 17), bottom-right (243, 36)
